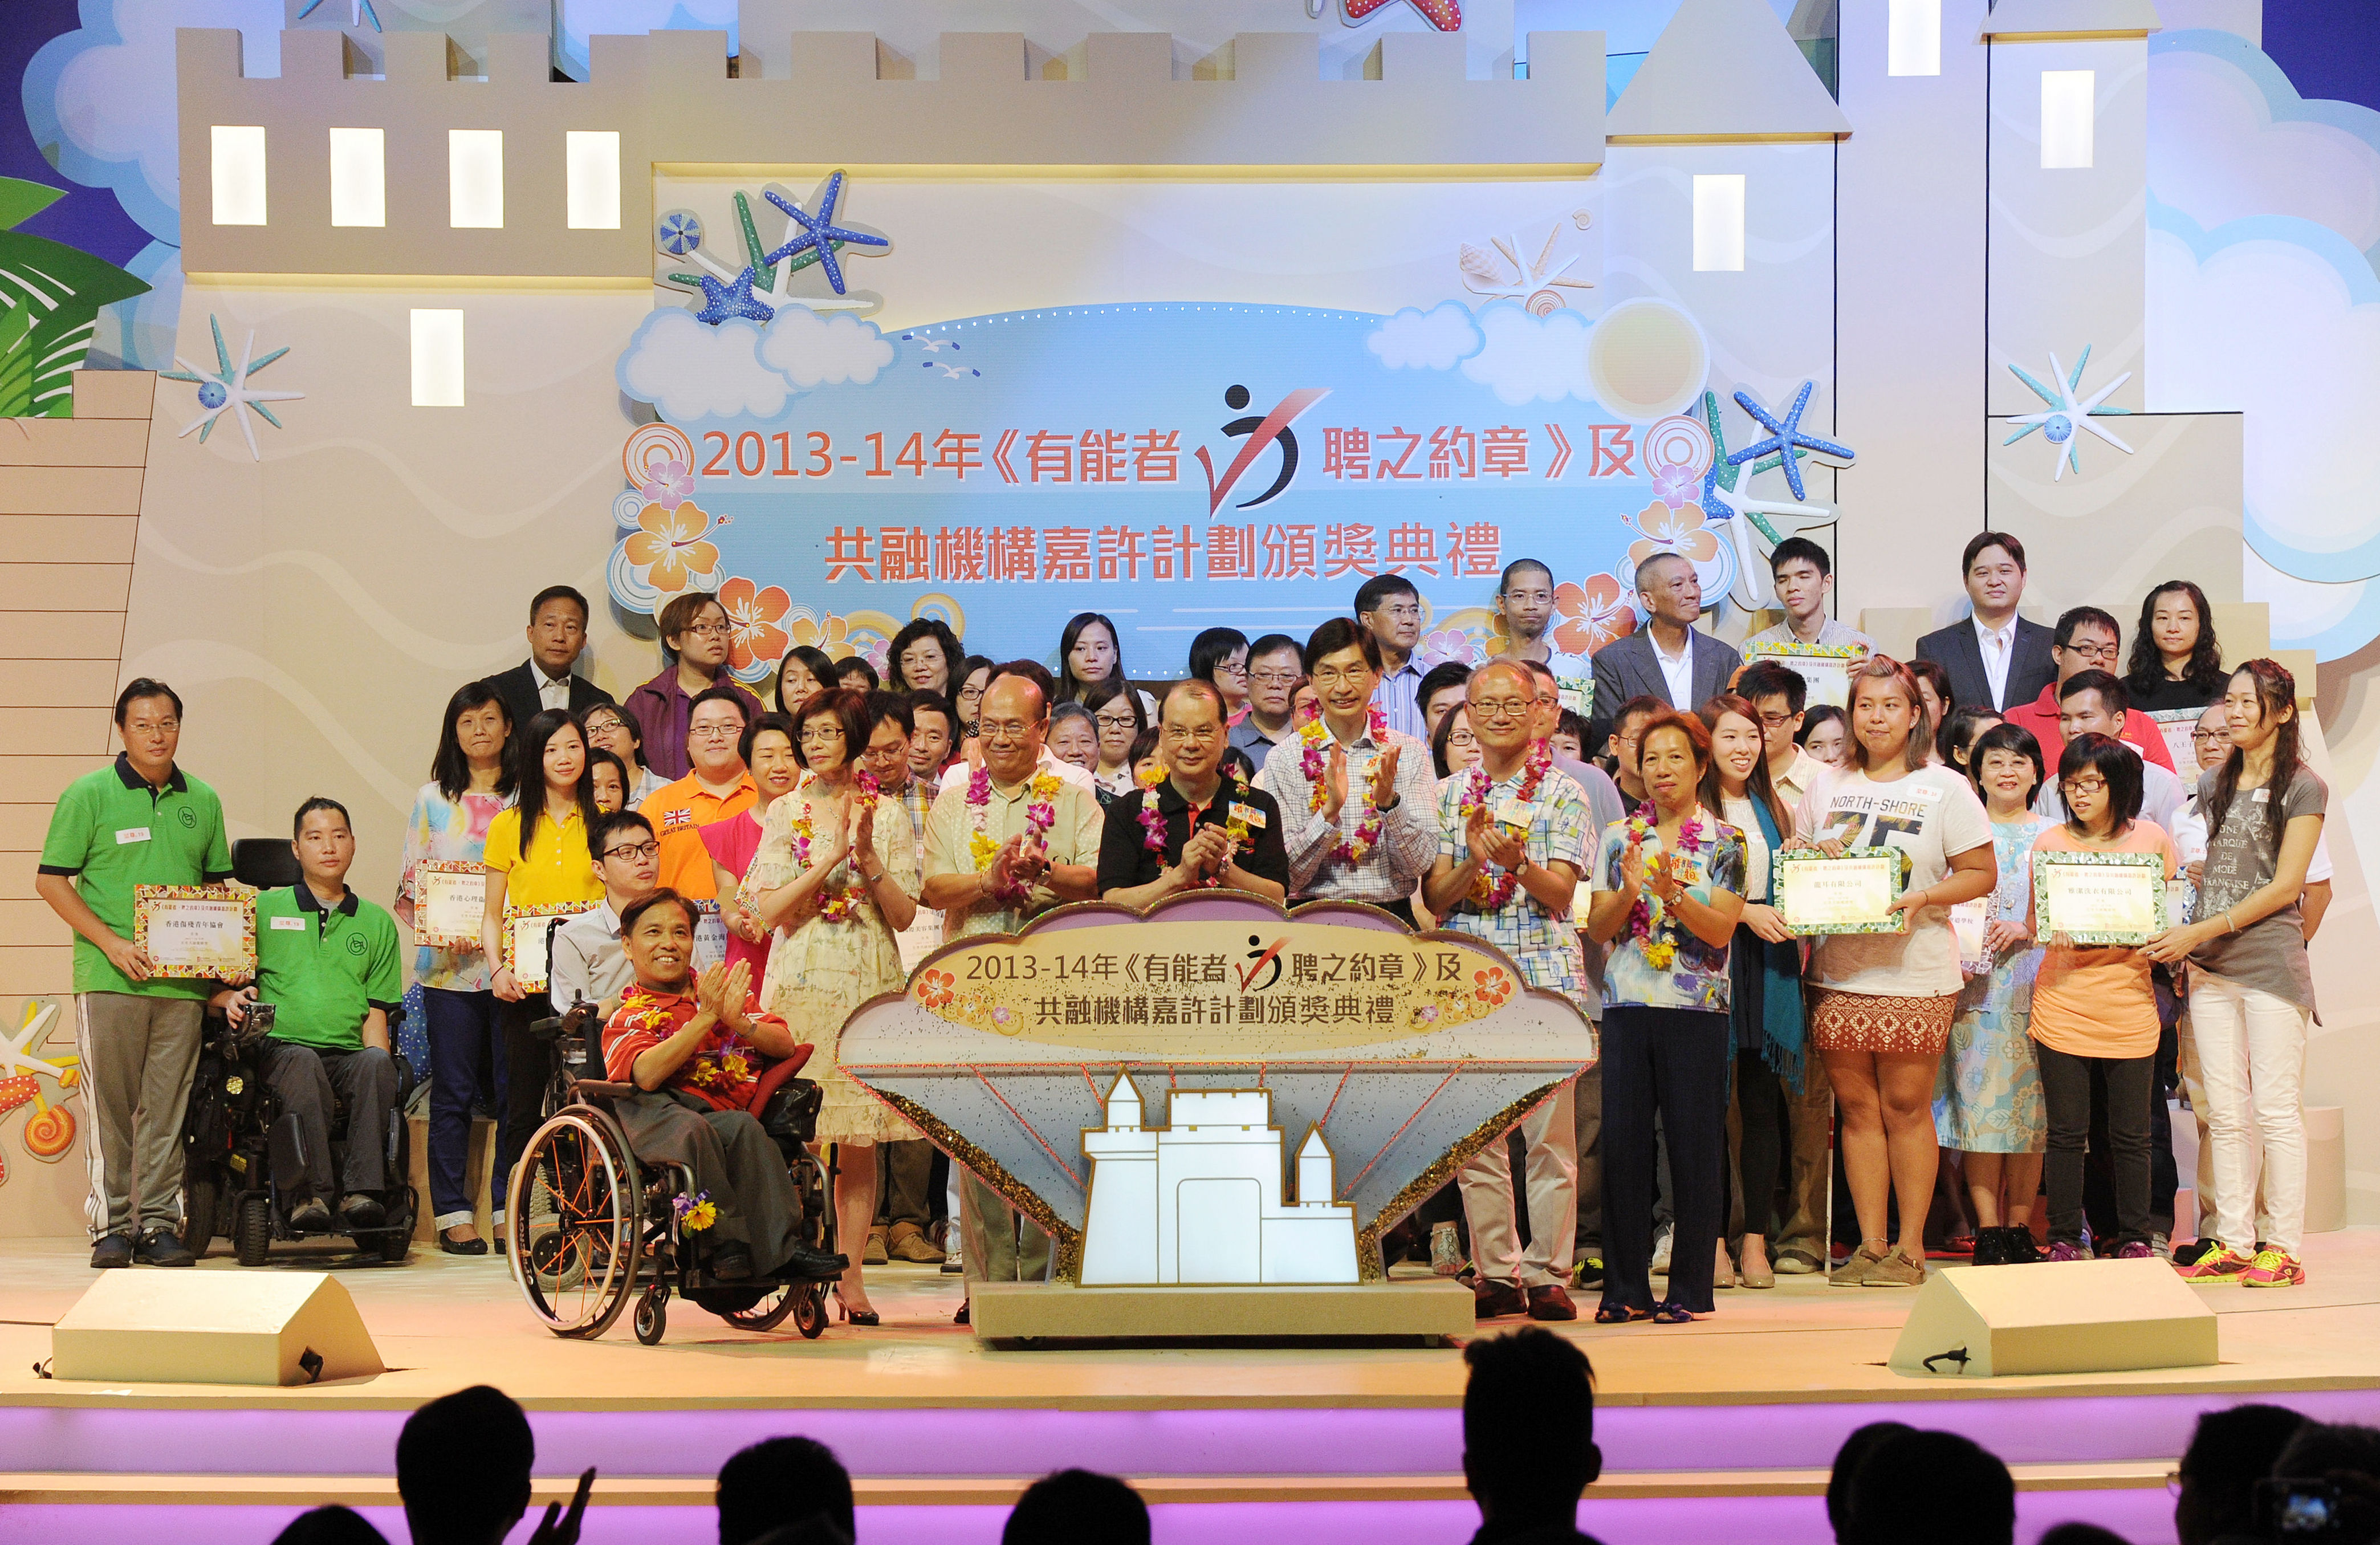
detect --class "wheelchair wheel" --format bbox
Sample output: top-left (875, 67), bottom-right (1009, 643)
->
top-left (507, 1109), bottom-right (642, 1340)
top-left (634, 1282), bottom-right (669, 1346)
top-left (714, 1282), bottom-right (798, 1333)
top-left (791, 1282), bottom-right (828, 1340)
top-left (235, 1194), bottom-right (271, 1267)
top-left (377, 1188), bottom-right (416, 1263)
top-left (178, 1175), bottom-right (219, 1259)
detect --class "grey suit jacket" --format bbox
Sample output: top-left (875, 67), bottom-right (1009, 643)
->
top-left (1587, 625), bottom-right (1744, 745)
top-left (1912, 617), bottom-right (2056, 715)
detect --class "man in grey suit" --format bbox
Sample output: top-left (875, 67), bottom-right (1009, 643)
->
top-left (1913, 532), bottom-right (2057, 714)
top-left (1586, 554), bottom-right (1743, 749)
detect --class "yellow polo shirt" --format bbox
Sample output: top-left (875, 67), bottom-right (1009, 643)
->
top-left (483, 804), bottom-right (603, 908)
top-left (641, 771), bottom-right (759, 900)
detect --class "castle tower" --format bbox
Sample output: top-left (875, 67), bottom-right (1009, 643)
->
top-left (1079, 1072), bottom-right (1159, 1286)
top-left (1295, 1128), bottom-right (1337, 1208)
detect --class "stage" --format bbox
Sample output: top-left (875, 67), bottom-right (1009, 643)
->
top-left (6, 1232), bottom-right (2380, 1545)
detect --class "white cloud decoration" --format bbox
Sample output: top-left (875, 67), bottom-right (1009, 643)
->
top-left (1365, 302), bottom-right (1483, 371)
top-left (757, 308), bottom-right (895, 388)
top-left (615, 310), bottom-right (790, 423)
top-left (1459, 302), bottom-right (1593, 406)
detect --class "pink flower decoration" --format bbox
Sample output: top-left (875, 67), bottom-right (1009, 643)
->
top-left (1419, 628), bottom-right (1479, 668)
top-left (636, 457), bottom-right (695, 507)
top-left (1651, 462), bottom-right (1701, 506)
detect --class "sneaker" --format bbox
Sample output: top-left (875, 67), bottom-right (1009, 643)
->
top-left (2150, 1231), bottom-right (2171, 1259)
top-left (2176, 1245), bottom-right (2255, 1283)
top-left (289, 1196), bottom-right (334, 1232)
top-left (90, 1233), bottom-right (134, 1270)
top-left (1571, 1254), bottom-right (1605, 1289)
top-left (2045, 1240), bottom-right (2092, 1262)
top-left (1830, 1244), bottom-right (1887, 1286)
top-left (1649, 1225), bottom-right (1673, 1276)
top-left (2240, 1249), bottom-right (2306, 1288)
top-left (2116, 1241), bottom-right (2155, 1261)
top-left (133, 1229), bottom-right (197, 1267)
top-left (339, 1194), bottom-right (386, 1231)
top-left (940, 1247), bottom-right (964, 1275)
top-left (1860, 1248), bottom-right (1927, 1288)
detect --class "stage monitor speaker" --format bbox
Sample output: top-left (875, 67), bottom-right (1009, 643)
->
top-left (1887, 1258), bottom-right (2218, 1379)
top-left (51, 1270), bottom-right (384, 1387)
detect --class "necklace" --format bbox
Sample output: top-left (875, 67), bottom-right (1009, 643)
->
top-left (1298, 704), bottom-right (1389, 867)
top-left (1457, 741), bottom-right (1553, 910)
top-left (968, 764), bottom-right (1061, 908)
top-left (788, 770), bottom-right (880, 922)
top-left (1622, 802), bottom-right (1703, 970)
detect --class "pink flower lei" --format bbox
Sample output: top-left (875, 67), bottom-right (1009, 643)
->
top-left (968, 763), bottom-right (1061, 908)
top-left (1623, 801), bottom-right (1702, 971)
top-left (789, 769), bottom-right (880, 922)
top-left (1142, 763), bottom-right (1248, 887)
top-left (1297, 702), bottom-right (1390, 867)
top-left (1456, 739), bottom-right (1553, 912)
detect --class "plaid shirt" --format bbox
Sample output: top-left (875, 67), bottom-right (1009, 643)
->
top-left (1254, 726), bottom-right (1439, 904)
top-left (1434, 763), bottom-right (1592, 998)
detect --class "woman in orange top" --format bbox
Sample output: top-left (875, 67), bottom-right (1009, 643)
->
top-left (2027, 733), bottom-right (2176, 1262)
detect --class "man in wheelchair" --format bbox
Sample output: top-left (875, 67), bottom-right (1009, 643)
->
top-left (600, 889), bottom-right (845, 1284)
top-left (209, 798), bottom-right (406, 1235)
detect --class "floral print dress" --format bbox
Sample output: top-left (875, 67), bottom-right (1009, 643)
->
top-left (1933, 816), bottom-right (2049, 1153)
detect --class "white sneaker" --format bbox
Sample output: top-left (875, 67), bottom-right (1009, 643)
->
top-left (940, 1247), bottom-right (964, 1275)
top-left (1650, 1225), bottom-right (1673, 1275)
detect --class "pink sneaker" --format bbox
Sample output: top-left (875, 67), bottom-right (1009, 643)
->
top-left (2045, 1241), bottom-right (2090, 1262)
top-left (2177, 1246), bottom-right (2255, 1283)
top-left (2116, 1242), bottom-right (2155, 1260)
top-left (2240, 1249), bottom-right (2305, 1288)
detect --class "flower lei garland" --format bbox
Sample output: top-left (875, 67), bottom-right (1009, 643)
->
top-left (1141, 762), bottom-right (1250, 887)
top-left (1299, 703), bottom-right (1390, 867)
top-left (672, 1190), bottom-right (717, 1232)
top-left (1622, 802), bottom-right (1702, 971)
top-left (1457, 739), bottom-right (1553, 911)
top-left (788, 770), bottom-right (880, 922)
top-left (622, 989), bottom-right (756, 1101)
top-left (967, 764), bottom-right (1063, 908)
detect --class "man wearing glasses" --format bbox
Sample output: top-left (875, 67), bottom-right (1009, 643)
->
top-left (548, 810), bottom-right (670, 1024)
top-left (1100, 682), bottom-right (1292, 906)
top-left (1231, 633), bottom-right (1306, 757)
top-left (1356, 576), bottom-right (1430, 740)
top-left (624, 592), bottom-right (763, 781)
top-left (2004, 609), bottom-right (2182, 776)
top-left (638, 686), bottom-right (759, 904)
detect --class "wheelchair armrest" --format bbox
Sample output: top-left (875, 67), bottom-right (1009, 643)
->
top-left (571, 1079), bottom-right (644, 1103)
top-left (743, 1045), bottom-right (816, 1113)
top-left (392, 1054), bottom-right (417, 1105)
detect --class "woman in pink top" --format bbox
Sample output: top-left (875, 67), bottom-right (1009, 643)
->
top-left (706, 711), bottom-right (801, 983)
top-left (2027, 734), bottom-right (2176, 1262)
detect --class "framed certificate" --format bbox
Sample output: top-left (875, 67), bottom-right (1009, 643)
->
top-left (2034, 850), bottom-right (2169, 946)
top-left (414, 860), bottom-right (486, 951)
top-left (2147, 708), bottom-right (2204, 777)
top-left (1742, 640), bottom-right (1866, 710)
top-left (1774, 847), bottom-right (1907, 936)
top-left (133, 884), bottom-right (257, 979)
top-left (501, 901), bottom-right (598, 991)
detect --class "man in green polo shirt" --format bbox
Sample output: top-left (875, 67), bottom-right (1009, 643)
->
top-left (213, 798), bottom-right (404, 1235)
top-left (36, 679), bottom-right (231, 1269)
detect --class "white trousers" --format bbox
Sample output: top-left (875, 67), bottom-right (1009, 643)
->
top-left (1457, 1082), bottom-right (1578, 1289)
top-left (2186, 971), bottom-right (2310, 1255)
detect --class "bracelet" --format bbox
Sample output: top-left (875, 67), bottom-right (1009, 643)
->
top-left (2224, 909), bottom-right (2237, 934)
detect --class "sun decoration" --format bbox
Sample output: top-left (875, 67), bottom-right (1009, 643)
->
top-left (161, 315), bottom-right (304, 462)
top-left (2003, 345), bottom-right (2134, 481)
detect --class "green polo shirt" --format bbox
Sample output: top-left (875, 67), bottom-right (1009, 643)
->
top-left (39, 754), bottom-right (233, 999)
top-left (253, 884), bottom-right (404, 1052)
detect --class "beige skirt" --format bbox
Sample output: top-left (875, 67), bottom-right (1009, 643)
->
top-left (1809, 988), bottom-right (1958, 1057)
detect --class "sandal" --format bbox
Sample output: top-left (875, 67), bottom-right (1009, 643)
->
top-left (1593, 1304), bottom-right (1653, 1324)
top-left (1651, 1303), bottom-right (1698, 1325)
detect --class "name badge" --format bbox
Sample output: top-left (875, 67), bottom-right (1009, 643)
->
top-left (270, 916), bottom-right (307, 931)
top-left (1228, 803), bottom-right (1266, 829)
top-left (115, 827), bottom-right (150, 845)
top-left (2252, 788), bottom-right (2270, 803)
top-left (1906, 783), bottom-right (1944, 803)
top-left (1495, 797), bottom-right (1531, 828)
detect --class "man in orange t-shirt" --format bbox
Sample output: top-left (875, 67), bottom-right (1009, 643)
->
top-left (640, 686), bottom-right (759, 901)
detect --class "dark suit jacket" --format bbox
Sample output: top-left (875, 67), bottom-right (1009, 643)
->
top-left (1586, 625), bottom-right (1744, 748)
top-left (1912, 617), bottom-right (2056, 714)
top-left (489, 660), bottom-right (615, 733)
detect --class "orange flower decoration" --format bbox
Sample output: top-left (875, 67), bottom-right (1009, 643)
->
top-left (1622, 500), bottom-right (1720, 574)
top-left (625, 501), bottom-right (720, 593)
top-left (786, 613), bottom-right (853, 660)
top-left (917, 969), bottom-right (955, 1009)
top-left (1471, 967), bottom-right (1514, 1007)
top-left (1551, 574), bottom-right (1638, 657)
top-left (718, 577), bottom-right (791, 673)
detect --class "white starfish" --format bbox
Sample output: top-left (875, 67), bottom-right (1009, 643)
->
top-left (2003, 347), bottom-right (2133, 481)
top-left (0, 1000), bottom-right (65, 1084)
top-left (160, 317), bottom-right (304, 463)
top-left (1707, 467), bottom-right (1837, 611)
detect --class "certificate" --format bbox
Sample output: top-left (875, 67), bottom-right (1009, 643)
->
top-left (2034, 851), bottom-right (2168, 946)
top-left (501, 902), bottom-right (599, 991)
top-left (2147, 708), bottom-right (2203, 778)
top-left (1774, 848), bottom-right (1906, 935)
top-left (693, 898), bottom-right (728, 969)
top-left (133, 884), bottom-right (257, 978)
top-left (1742, 639), bottom-right (1866, 710)
top-left (1951, 897), bottom-right (1991, 974)
top-left (414, 861), bottom-right (486, 951)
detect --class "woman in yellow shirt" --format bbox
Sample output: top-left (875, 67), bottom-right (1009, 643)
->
top-left (478, 709), bottom-right (603, 1242)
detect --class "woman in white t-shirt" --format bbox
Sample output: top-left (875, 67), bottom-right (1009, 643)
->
top-left (1789, 657), bottom-right (1996, 1290)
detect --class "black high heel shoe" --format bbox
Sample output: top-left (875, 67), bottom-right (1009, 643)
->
top-left (835, 1288), bottom-right (878, 1327)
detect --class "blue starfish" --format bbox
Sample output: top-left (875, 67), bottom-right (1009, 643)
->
top-left (694, 266), bottom-right (775, 326)
top-left (1726, 381), bottom-right (1856, 501)
top-left (762, 173), bottom-right (888, 297)
top-left (1699, 391), bottom-right (1785, 538)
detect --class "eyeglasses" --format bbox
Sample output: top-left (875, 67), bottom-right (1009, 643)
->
top-left (689, 722), bottom-right (741, 740)
top-left (2063, 776), bottom-right (2109, 795)
top-left (2061, 640), bottom-right (2121, 664)
top-left (1757, 711), bottom-right (1796, 729)
top-left (958, 684), bottom-right (986, 702)
top-left (603, 840), bottom-right (662, 862)
top-left (681, 621), bottom-right (732, 641)
top-left (1372, 604), bottom-right (1423, 621)
top-left (1249, 670), bottom-right (1300, 688)
top-left (1312, 666), bottom-right (1373, 688)
top-left (1212, 662), bottom-right (1249, 680)
top-left (1164, 726), bottom-right (1220, 746)
top-left (1446, 729), bottom-right (1478, 747)
top-left (1095, 711), bottom-right (1138, 730)
top-left (1471, 699), bottom-right (1531, 721)
top-left (799, 726), bottom-right (845, 745)
top-left (2191, 729), bottom-right (2228, 744)
top-left (979, 719), bottom-right (1037, 742)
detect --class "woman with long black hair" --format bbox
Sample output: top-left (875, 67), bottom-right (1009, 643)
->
top-left (2126, 580), bottom-right (2228, 714)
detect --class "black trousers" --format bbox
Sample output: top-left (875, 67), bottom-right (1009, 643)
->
top-left (254, 1040), bottom-right (398, 1198)
top-left (1731, 1050), bottom-right (1787, 1241)
top-left (2088, 1019), bottom-right (2179, 1238)
top-left (2038, 1041), bottom-right (2154, 1251)
top-left (497, 993), bottom-right (554, 1217)
top-left (1601, 1005), bottom-right (1730, 1314)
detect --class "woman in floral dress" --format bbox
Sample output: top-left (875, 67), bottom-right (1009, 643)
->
top-left (745, 688), bottom-right (918, 1324)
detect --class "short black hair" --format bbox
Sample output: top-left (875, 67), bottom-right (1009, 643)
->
top-left (591, 808), bottom-right (654, 858)
top-left (1736, 660), bottom-right (1807, 715)
top-left (292, 796), bottom-right (351, 840)
top-left (620, 887), bottom-right (699, 936)
top-left (1247, 632), bottom-right (1303, 668)
top-left (1966, 721), bottom-right (2044, 803)
top-left (2179, 1404), bottom-right (2306, 1542)
top-left (396, 1386), bottom-right (534, 1541)
top-left (906, 690), bottom-right (956, 737)
top-left (835, 655), bottom-right (880, 692)
top-left (114, 677), bottom-right (182, 727)
top-left (1556, 708), bottom-right (1589, 744)
top-left (2059, 733), bottom-right (2145, 833)
top-left (528, 584), bottom-right (591, 627)
top-left (990, 658), bottom-right (1057, 713)
top-left (1847, 1429), bottom-right (2014, 1545)
top-left (717, 1435), bottom-right (856, 1545)
top-left (1616, 693), bottom-right (1667, 733)
top-left (1353, 574), bottom-right (1419, 615)
top-left (2054, 605), bottom-right (2122, 649)
top-left (268, 1505), bottom-right (387, 1545)
top-left (739, 710), bottom-right (798, 768)
top-left (1769, 536), bottom-right (1832, 577)
top-left (689, 682), bottom-right (752, 729)
top-left (1303, 616), bottom-right (1381, 675)
top-left (1497, 558), bottom-right (1553, 594)
top-left (2057, 668), bottom-right (2130, 714)
top-left (1825, 1421), bottom-right (1915, 1538)
top-left (2274, 1420), bottom-right (2380, 1482)
top-left (1418, 660), bottom-right (1472, 711)
top-left (1462, 1327), bottom-right (1600, 1520)
top-left (586, 747), bottom-right (629, 802)
top-left (1962, 530), bottom-right (2027, 574)
top-left (790, 689), bottom-right (873, 772)
top-left (1002, 1469), bottom-right (1149, 1545)
top-left (1189, 626), bottom-right (1250, 688)
top-left (864, 689), bottom-right (913, 738)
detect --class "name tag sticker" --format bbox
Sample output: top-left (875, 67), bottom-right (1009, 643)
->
top-left (2252, 788), bottom-right (2270, 803)
top-left (114, 827), bottom-right (150, 845)
top-left (1907, 784), bottom-right (1945, 803)
top-left (1495, 798), bottom-right (1532, 828)
top-left (1228, 803), bottom-right (1266, 829)
top-left (270, 916), bottom-right (307, 931)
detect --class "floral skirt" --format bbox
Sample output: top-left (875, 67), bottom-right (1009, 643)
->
top-left (1809, 988), bottom-right (1958, 1057)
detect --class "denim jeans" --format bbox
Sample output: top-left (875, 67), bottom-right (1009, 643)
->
top-left (422, 986), bottom-right (506, 1229)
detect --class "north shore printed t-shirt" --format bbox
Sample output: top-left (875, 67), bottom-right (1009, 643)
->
top-left (38, 755), bottom-right (234, 999)
top-left (2190, 765), bottom-right (2327, 1014)
top-left (1795, 763), bottom-right (1993, 999)
top-left (2027, 821), bottom-right (2177, 1059)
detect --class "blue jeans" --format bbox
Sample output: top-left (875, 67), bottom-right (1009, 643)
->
top-left (422, 987), bottom-right (507, 1229)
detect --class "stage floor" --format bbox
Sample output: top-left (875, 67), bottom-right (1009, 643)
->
top-left (6, 1231), bottom-right (2380, 1545)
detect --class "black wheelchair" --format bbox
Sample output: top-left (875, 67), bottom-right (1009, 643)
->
top-left (504, 1034), bottom-right (837, 1344)
top-left (177, 840), bottom-right (420, 1265)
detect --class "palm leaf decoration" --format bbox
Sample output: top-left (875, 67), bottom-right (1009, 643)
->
top-left (0, 177), bottom-right (151, 418)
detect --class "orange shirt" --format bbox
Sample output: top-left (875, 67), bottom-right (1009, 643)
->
top-left (600, 985), bottom-right (786, 1112)
top-left (2028, 820), bottom-right (2177, 1059)
top-left (640, 770), bottom-right (758, 900)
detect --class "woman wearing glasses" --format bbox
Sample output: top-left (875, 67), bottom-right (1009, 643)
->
top-left (624, 592), bottom-right (762, 782)
top-left (1084, 681), bottom-right (1146, 802)
top-left (1188, 627), bottom-right (1251, 724)
top-left (581, 702), bottom-right (663, 808)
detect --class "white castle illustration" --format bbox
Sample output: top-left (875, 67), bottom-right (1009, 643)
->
top-left (1079, 1073), bottom-right (1358, 1286)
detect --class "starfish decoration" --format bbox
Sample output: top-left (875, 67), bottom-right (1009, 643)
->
top-left (1699, 390), bottom-right (1837, 611)
top-left (762, 172), bottom-right (888, 297)
top-left (693, 266), bottom-right (775, 327)
top-left (1342, 0), bottom-right (1462, 30)
top-left (159, 315), bottom-right (304, 462)
top-left (295, 0), bottom-right (383, 31)
top-left (2003, 345), bottom-right (2133, 481)
top-left (1726, 381), bottom-right (1857, 501)
top-left (663, 187), bottom-right (881, 318)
